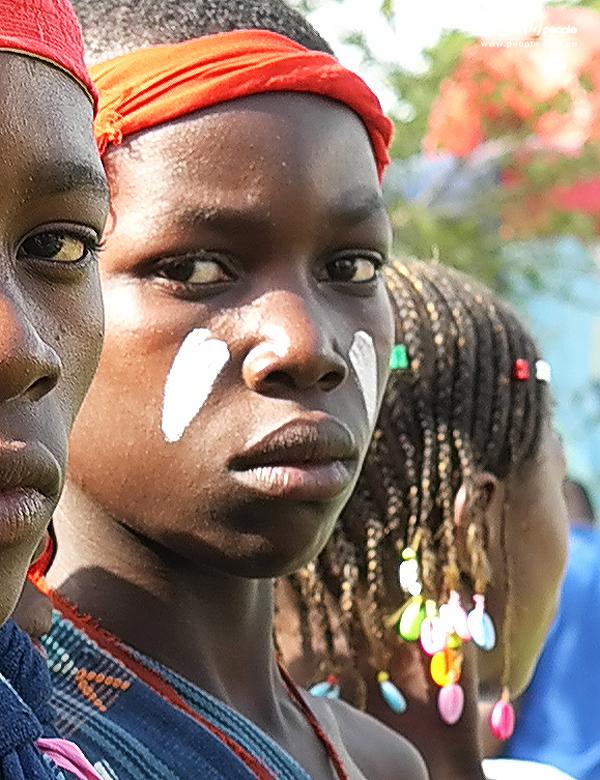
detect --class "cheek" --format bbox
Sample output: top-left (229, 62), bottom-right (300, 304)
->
top-left (48, 275), bottom-right (104, 421)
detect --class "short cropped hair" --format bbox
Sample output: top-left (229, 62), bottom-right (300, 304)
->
top-left (72, 0), bottom-right (333, 64)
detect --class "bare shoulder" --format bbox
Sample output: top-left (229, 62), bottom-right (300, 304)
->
top-left (311, 696), bottom-right (429, 780)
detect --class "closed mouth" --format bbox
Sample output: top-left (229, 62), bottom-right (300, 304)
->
top-left (0, 441), bottom-right (61, 499)
top-left (229, 416), bottom-right (358, 472)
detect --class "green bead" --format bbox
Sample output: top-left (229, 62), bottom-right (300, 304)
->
top-left (397, 596), bottom-right (426, 641)
top-left (389, 344), bottom-right (409, 371)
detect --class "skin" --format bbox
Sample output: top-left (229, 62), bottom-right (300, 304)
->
top-left (278, 422), bottom-right (568, 780)
top-left (49, 94), bottom-right (427, 779)
top-left (0, 53), bottom-right (108, 626)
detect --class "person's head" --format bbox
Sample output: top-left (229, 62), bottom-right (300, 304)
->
top-left (289, 259), bottom-right (568, 700)
top-left (563, 478), bottom-right (595, 527)
top-left (0, 0), bottom-right (108, 624)
top-left (59, 0), bottom-right (394, 578)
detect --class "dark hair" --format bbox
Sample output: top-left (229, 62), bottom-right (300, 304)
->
top-left (284, 259), bottom-right (551, 701)
top-left (71, 0), bottom-right (333, 64)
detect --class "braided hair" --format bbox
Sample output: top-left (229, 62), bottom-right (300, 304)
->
top-left (284, 258), bottom-right (550, 701)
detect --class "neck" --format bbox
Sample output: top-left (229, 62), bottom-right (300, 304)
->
top-left (49, 482), bottom-right (285, 728)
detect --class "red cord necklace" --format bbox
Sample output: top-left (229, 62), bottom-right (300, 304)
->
top-left (38, 582), bottom-right (349, 780)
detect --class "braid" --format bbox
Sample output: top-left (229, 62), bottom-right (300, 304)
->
top-left (422, 265), bottom-right (479, 597)
top-left (386, 262), bottom-right (440, 594)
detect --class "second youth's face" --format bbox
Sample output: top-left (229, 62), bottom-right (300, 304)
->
top-left (0, 54), bottom-right (108, 623)
top-left (481, 426), bottom-right (568, 695)
top-left (67, 93), bottom-right (393, 577)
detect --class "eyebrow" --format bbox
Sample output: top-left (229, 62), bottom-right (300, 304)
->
top-left (32, 161), bottom-right (110, 204)
top-left (179, 206), bottom-right (273, 233)
top-left (327, 191), bottom-right (388, 226)
top-left (178, 191), bottom-right (388, 233)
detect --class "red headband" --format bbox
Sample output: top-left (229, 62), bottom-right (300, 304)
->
top-left (91, 29), bottom-right (393, 180)
top-left (0, 0), bottom-right (96, 109)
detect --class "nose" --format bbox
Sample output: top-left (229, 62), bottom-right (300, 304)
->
top-left (242, 294), bottom-right (348, 394)
top-left (0, 293), bottom-right (61, 404)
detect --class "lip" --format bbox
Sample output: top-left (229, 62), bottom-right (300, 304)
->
top-left (0, 442), bottom-right (61, 546)
top-left (228, 416), bottom-right (358, 502)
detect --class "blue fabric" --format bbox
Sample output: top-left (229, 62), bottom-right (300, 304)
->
top-left (127, 647), bottom-right (312, 780)
top-left (42, 613), bottom-right (266, 780)
top-left (505, 526), bottom-right (600, 780)
top-left (0, 620), bottom-right (65, 780)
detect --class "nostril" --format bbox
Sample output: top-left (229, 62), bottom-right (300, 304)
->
top-left (26, 375), bottom-right (57, 402)
top-left (263, 370), bottom-right (296, 389)
top-left (320, 371), bottom-right (344, 392)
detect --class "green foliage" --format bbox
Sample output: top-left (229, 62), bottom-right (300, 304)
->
top-left (553, 0), bottom-right (600, 9)
top-left (387, 30), bottom-right (475, 160)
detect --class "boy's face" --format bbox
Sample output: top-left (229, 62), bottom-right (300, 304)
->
top-left (67, 93), bottom-right (393, 576)
top-left (0, 54), bottom-right (108, 623)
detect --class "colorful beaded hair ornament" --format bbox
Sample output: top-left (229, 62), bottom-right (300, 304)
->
top-left (282, 259), bottom-right (552, 741)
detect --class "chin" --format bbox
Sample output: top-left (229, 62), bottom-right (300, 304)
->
top-left (165, 500), bottom-right (340, 579)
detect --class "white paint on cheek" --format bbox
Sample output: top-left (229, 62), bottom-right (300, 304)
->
top-left (349, 330), bottom-right (378, 428)
top-left (161, 328), bottom-right (230, 443)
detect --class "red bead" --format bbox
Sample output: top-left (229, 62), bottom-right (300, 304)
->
top-left (513, 359), bottom-right (530, 381)
top-left (490, 697), bottom-right (515, 740)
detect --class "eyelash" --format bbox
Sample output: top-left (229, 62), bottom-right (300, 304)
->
top-left (144, 249), bottom-right (387, 301)
top-left (18, 228), bottom-right (104, 267)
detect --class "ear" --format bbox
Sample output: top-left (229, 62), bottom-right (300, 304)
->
top-left (454, 473), bottom-right (500, 528)
top-left (455, 473), bottom-right (502, 592)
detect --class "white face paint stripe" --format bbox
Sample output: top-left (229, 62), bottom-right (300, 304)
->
top-left (349, 330), bottom-right (378, 428)
top-left (161, 328), bottom-right (230, 443)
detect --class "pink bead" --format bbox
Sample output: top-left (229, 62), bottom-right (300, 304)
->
top-left (490, 698), bottom-right (516, 740)
top-left (437, 683), bottom-right (465, 725)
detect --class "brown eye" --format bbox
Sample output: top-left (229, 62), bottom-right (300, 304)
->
top-left (19, 232), bottom-right (91, 263)
top-left (325, 256), bottom-right (381, 283)
top-left (158, 258), bottom-right (231, 285)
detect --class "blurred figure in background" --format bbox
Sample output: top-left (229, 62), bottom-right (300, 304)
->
top-left (501, 478), bottom-right (600, 780)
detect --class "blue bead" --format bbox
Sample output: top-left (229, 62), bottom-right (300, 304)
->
top-left (467, 609), bottom-right (496, 651)
top-left (379, 679), bottom-right (407, 714)
top-left (309, 680), bottom-right (340, 699)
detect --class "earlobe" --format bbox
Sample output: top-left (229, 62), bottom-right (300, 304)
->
top-left (454, 472), bottom-right (500, 532)
top-left (454, 472), bottom-right (501, 581)
top-left (472, 472), bottom-right (500, 513)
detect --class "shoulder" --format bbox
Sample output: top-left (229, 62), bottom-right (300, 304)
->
top-left (311, 696), bottom-right (429, 780)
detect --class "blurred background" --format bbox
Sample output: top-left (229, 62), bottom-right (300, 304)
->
top-left (290, 0), bottom-right (600, 510)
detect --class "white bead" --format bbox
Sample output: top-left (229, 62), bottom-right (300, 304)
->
top-left (535, 360), bottom-right (552, 383)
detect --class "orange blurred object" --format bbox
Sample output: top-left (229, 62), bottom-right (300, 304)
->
top-left (424, 7), bottom-right (600, 156)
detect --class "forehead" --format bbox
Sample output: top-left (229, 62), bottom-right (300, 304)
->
top-left (0, 53), bottom-right (107, 209)
top-left (105, 93), bottom-right (382, 220)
